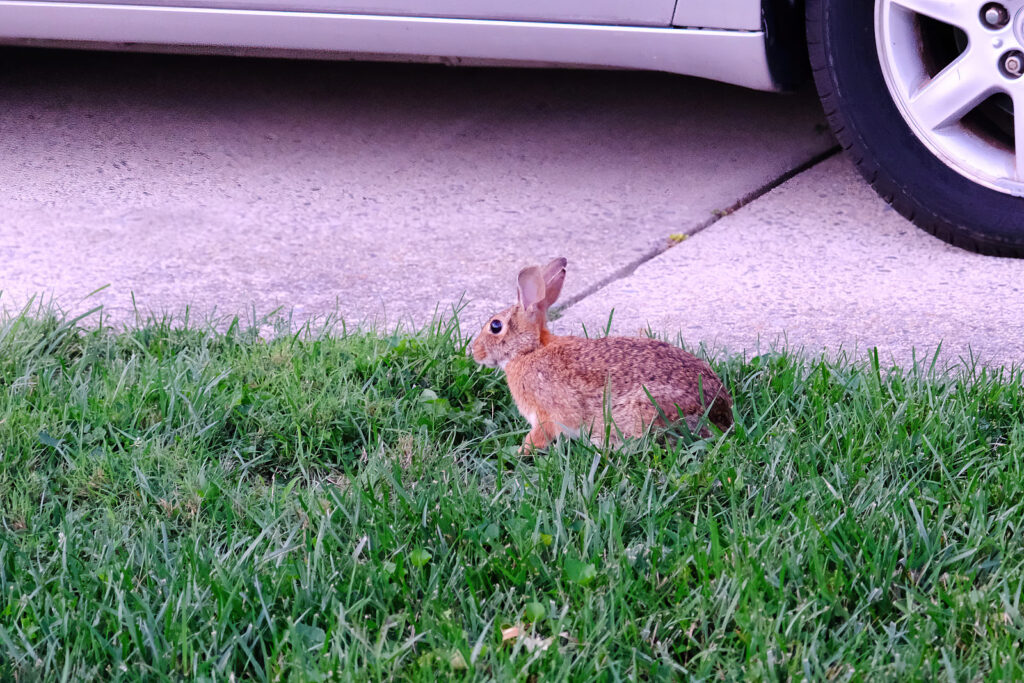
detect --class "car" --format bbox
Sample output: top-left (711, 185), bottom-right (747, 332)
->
top-left (1, 0), bottom-right (1020, 255)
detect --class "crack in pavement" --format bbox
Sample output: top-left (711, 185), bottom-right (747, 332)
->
top-left (551, 144), bottom-right (842, 318)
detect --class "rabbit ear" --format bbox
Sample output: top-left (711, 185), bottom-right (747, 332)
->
top-left (516, 265), bottom-right (546, 313)
top-left (541, 257), bottom-right (567, 310)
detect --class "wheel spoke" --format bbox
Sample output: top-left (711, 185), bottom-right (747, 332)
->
top-left (888, 0), bottom-right (972, 29)
top-left (909, 50), bottom-right (998, 131)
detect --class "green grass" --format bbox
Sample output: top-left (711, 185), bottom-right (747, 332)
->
top-left (2, 304), bottom-right (1024, 681)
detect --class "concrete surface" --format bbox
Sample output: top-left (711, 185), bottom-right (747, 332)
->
top-left (0, 48), bottom-right (832, 330)
top-left (558, 155), bottom-right (1024, 370)
top-left (3, 48), bottom-right (1020, 370)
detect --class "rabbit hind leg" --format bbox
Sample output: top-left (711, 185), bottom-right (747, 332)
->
top-left (613, 386), bottom-right (708, 441)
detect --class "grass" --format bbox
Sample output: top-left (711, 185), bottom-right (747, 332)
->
top-left (1, 304), bottom-right (1024, 681)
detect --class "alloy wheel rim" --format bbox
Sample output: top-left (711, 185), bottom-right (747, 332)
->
top-left (876, 0), bottom-right (1024, 197)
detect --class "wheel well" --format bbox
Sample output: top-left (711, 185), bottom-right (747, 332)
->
top-left (763, 0), bottom-right (810, 90)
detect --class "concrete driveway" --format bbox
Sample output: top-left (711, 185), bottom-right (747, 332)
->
top-left (2, 47), bottom-right (1022, 369)
top-left (560, 156), bottom-right (1024, 369)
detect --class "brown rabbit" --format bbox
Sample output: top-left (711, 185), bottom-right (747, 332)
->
top-left (471, 257), bottom-right (733, 453)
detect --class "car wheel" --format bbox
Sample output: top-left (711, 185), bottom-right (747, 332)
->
top-left (807, 0), bottom-right (1024, 256)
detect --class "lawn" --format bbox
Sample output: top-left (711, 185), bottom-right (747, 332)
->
top-left (1, 305), bottom-right (1023, 681)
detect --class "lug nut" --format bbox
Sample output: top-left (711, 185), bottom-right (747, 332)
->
top-left (982, 2), bottom-right (1010, 29)
top-left (1001, 50), bottom-right (1024, 78)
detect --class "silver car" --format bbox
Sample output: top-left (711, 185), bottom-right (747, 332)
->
top-left (2, 0), bottom-right (1020, 255)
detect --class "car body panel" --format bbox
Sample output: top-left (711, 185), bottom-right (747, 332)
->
top-left (0, 1), bottom-right (780, 90)
top-left (42, 0), bottom-right (678, 26)
top-left (673, 0), bottom-right (761, 31)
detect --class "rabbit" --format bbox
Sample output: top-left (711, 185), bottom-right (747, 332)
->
top-left (471, 257), bottom-right (733, 453)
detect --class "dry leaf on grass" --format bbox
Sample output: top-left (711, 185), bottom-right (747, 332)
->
top-left (522, 635), bottom-right (555, 652)
top-left (449, 650), bottom-right (468, 669)
top-left (501, 625), bottom-right (577, 653)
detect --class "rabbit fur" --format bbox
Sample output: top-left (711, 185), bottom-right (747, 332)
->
top-left (471, 257), bottom-right (733, 453)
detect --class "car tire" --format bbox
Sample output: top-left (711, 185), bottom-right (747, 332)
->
top-left (807, 0), bottom-right (1024, 257)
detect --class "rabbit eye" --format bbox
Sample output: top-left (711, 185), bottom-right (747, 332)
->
top-left (489, 320), bottom-right (503, 334)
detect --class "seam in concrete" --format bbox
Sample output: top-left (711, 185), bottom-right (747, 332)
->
top-left (551, 143), bottom-right (841, 316)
